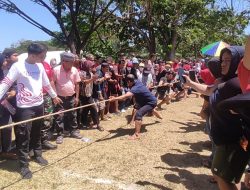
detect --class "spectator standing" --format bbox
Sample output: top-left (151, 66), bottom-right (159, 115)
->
top-left (52, 52), bottom-right (82, 144)
top-left (0, 49), bottom-right (18, 159)
top-left (0, 43), bottom-right (62, 179)
top-left (79, 60), bottom-right (102, 130)
top-left (40, 61), bottom-right (57, 150)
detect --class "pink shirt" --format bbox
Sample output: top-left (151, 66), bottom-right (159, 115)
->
top-left (53, 65), bottom-right (81, 96)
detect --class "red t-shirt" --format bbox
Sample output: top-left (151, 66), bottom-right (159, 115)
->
top-left (238, 59), bottom-right (250, 93)
top-left (42, 61), bottom-right (53, 80)
top-left (172, 62), bottom-right (179, 72)
top-left (42, 61), bottom-right (53, 94)
top-left (183, 64), bottom-right (191, 71)
top-left (200, 68), bottom-right (215, 85)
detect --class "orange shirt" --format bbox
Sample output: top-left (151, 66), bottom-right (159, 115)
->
top-left (238, 59), bottom-right (250, 93)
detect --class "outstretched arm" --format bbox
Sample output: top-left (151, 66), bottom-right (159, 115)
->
top-left (184, 75), bottom-right (218, 96)
top-left (243, 36), bottom-right (250, 70)
top-left (110, 92), bottom-right (133, 101)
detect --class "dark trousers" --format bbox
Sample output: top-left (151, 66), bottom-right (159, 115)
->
top-left (80, 96), bottom-right (99, 126)
top-left (16, 104), bottom-right (44, 167)
top-left (41, 94), bottom-right (53, 142)
top-left (54, 95), bottom-right (78, 135)
top-left (0, 108), bottom-right (12, 152)
top-left (0, 106), bottom-right (17, 152)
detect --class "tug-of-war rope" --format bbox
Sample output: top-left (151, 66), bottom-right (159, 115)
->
top-left (0, 83), bottom-right (174, 130)
top-left (0, 98), bottom-right (113, 130)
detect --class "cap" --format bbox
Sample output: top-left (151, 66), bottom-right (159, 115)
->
top-left (127, 62), bottom-right (133, 67)
top-left (132, 57), bottom-right (139, 64)
top-left (60, 52), bottom-right (75, 62)
top-left (139, 62), bottom-right (145, 67)
top-left (2, 48), bottom-right (17, 58)
top-left (101, 62), bottom-right (109, 67)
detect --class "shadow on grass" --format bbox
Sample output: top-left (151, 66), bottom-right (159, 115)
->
top-left (161, 152), bottom-right (207, 168)
top-left (170, 120), bottom-right (205, 133)
top-left (190, 111), bottom-right (201, 117)
top-left (136, 180), bottom-right (171, 190)
top-left (96, 121), bottom-right (160, 142)
top-left (163, 167), bottom-right (217, 190)
top-left (179, 140), bottom-right (212, 152)
top-left (0, 159), bottom-right (19, 173)
top-left (154, 151), bottom-right (218, 190)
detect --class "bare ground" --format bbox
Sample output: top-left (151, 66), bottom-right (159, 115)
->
top-left (0, 96), bottom-right (220, 190)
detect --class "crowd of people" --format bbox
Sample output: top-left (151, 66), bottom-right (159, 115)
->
top-left (0, 39), bottom-right (249, 190)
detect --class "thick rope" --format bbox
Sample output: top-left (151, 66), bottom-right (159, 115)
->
top-left (0, 82), bottom-right (179, 130)
top-left (0, 98), bottom-right (113, 130)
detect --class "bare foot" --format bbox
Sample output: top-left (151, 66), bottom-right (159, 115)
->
top-left (128, 122), bottom-right (135, 127)
top-left (128, 133), bottom-right (140, 140)
top-left (153, 109), bottom-right (163, 119)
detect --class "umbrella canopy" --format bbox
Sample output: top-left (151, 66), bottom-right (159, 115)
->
top-left (201, 41), bottom-right (230, 57)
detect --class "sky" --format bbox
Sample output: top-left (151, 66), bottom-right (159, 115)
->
top-left (0, 1), bottom-right (59, 52)
top-left (0, 0), bottom-right (250, 52)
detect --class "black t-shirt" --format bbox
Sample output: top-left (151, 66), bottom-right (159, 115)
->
top-left (209, 77), bottom-right (243, 145)
top-left (130, 80), bottom-right (157, 107)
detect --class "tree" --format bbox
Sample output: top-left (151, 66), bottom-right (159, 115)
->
top-left (0, 0), bottom-right (125, 54)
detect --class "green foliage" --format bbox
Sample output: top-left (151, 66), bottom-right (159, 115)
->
top-left (0, 0), bottom-right (249, 58)
top-left (7, 40), bottom-right (64, 54)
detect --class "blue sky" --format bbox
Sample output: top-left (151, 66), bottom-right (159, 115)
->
top-left (0, 1), bottom-right (250, 52)
top-left (0, 1), bottom-right (59, 52)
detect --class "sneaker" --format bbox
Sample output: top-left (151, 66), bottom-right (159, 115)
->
top-left (56, 135), bottom-right (64, 144)
top-left (35, 156), bottom-right (48, 166)
top-left (20, 167), bottom-right (32, 179)
top-left (71, 131), bottom-right (82, 139)
top-left (121, 109), bottom-right (126, 113)
top-left (42, 140), bottom-right (57, 150)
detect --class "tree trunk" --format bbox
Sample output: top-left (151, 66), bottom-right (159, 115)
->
top-left (166, 29), bottom-right (177, 60)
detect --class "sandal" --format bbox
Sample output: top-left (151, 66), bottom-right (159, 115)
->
top-left (56, 136), bottom-right (64, 144)
top-left (91, 125), bottom-right (98, 129)
top-left (97, 126), bottom-right (104, 131)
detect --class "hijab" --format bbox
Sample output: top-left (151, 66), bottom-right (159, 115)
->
top-left (0, 54), bottom-right (4, 80)
top-left (220, 46), bottom-right (245, 81)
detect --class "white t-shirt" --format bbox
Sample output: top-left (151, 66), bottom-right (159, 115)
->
top-left (0, 61), bottom-right (57, 108)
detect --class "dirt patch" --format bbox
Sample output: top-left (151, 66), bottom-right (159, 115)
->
top-left (0, 97), bottom-right (219, 190)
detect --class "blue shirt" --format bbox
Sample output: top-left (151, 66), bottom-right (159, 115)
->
top-left (130, 80), bottom-right (157, 107)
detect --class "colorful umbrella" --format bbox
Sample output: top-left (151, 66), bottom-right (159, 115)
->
top-left (201, 41), bottom-right (230, 57)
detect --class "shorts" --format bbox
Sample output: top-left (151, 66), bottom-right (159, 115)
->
top-left (135, 104), bottom-right (156, 120)
top-left (211, 143), bottom-right (250, 184)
